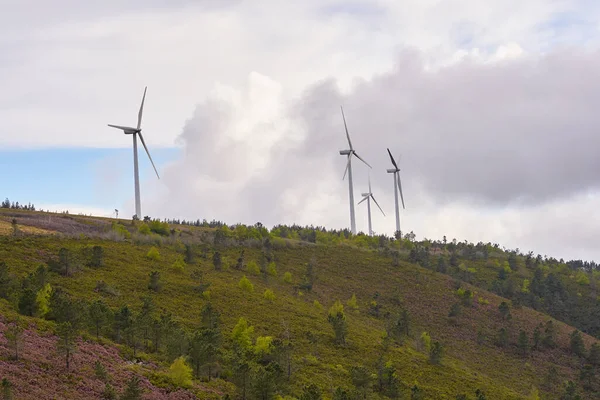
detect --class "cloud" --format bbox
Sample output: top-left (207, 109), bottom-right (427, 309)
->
top-left (142, 47), bottom-right (600, 262)
top-left (3, 1), bottom-right (600, 148)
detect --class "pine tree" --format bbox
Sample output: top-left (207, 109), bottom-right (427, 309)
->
top-left (1, 378), bottom-right (12, 400)
top-left (56, 322), bottom-right (77, 370)
top-left (120, 376), bottom-right (142, 400)
top-left (5, 323), bottom-right (23, 360)
top-left (518, 330), bottom-right (529, 356)
top-left (569, 330), bottom-right (585, 357)
top-left (588, 343), bottom-right (600, 365)
top-left (89, 299), bottom-right (111, 340)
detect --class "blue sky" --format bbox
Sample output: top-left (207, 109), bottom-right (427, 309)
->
top-left (0, 147), bottom-right (180, 214)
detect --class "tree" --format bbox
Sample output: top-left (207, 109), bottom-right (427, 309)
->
top-left (103, 383), bottom-right (117, 400)
top-left (543, 321), bottom-right (557, 348)
top-left (184, 244), bottom-right (194, 264)
top-left (569, 330), bottom-right (586, 357)
top-left (532, 324), bottom-right (542, 350)
top-left (350, 366), bottom-right (370, 399)
top-left (475, 389), bottom-right (487, 400)
top-left (35, 283), bottom-right (52, 317)
top-left (251, 362), bottom-right (283, 400)
top-left (5, 322), bottom-right (23, 360)
top-left (518, 330), bottom-right (529, 356)
top-left (213, 251), bottom-right (222, 271)
top-left (1, 378), bottom-right (12, 400)
top-left (588, 343), bottom-right (600, 365)
top-left (148, 271), bottom-right (161, 291)
top-left (56, 322), bottom-right (77, 370)
top-left (299, 383), bottom-right (322, 400)
top-left (498, 301), bottom-right (511, 320)
top-left (120, 375), bottom-right (142, 400)
top-left (496, 327), bottom-right (508, 348)
top-left (299, 258), bottom-right (316, 292)
top-left (189, 327), bottom-right (221, 380)
top-left (89, 246), bottom-right (104, 268)
top-left (168, 356), bottom-right (193, 388)
top-left (11, 219), bottom-right (18, 236)
top-left (561, 380), bottom-right (581, 400)
top-left (429, 341), bottom-right (443, 364)
top-left (410, 384), bottom-right (424, 400)
top-left (328, 301), bottom-right (348, 345)
top-left (58, 247), bottom-right (73, 276)
top-left (579, 364), bottom-right (595, 391)
top-left (94, 360), bottom-right (110, 382)
top-left (89, 299), bottom-right (111, 340)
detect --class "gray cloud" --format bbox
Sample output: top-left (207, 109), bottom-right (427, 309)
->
top-left (142, 48), bottom-right (600, 262)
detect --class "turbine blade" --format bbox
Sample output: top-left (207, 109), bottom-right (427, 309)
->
top-left (353, 152), bottom-right (372, 168)
top-left (358, 196), bottom-right (368, 205)
top-left (108, 124), bottom-right (132, 131)
top-left (340, 106), bottom-right (353, 150)
top-left (387, 148), bottom-right (399, 170)
top-left (397, 173), bottom-right (405, 209)
top-left (138, 132), bottom-right (160, 179)
top-left (137, 86), bottom-right (147, 130)
top-left (371, 194), bottom-right (385, 216)
top-left (342, 154), bottom-right (351, 180)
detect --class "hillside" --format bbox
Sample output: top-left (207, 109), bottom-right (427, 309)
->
top-left (0, 206), bottom-right (599, 399)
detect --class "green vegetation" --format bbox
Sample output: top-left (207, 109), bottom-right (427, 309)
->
top-left (0, 208), bottom-right (599, 398)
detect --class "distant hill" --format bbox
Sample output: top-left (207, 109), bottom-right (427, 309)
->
top-left (0, 206), bottom-right (599, 399)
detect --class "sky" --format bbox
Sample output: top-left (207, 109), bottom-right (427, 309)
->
top-left (3, 0), bottom-right (600, 261)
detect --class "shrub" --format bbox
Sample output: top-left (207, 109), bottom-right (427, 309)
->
top-left (239, 276), bottom-right (254, 293)
top-left (168, 356), bottom-right (193, 388)
top-left (202, 290), bottom-right (211, 300)
top-left (313, 300), bottom-right (323, 311)
top-left (346, 294), bottom-right (358, 310)
top-left (267, 262), bottom-right (277, 276)
top-left (111, 223), bottom-right (131, 239)
top-left (247, 260), bottom-right (260, 275)
top-left (254, 336), bottom-right (274, 356)
top-left (264, 289), bottom-right (275, 301)
top-left (146, 246), bottom-right (160, 261)
top-left (172, 257), bottom-right (185, 273)
top-left (283, 272), bottom-right (293, 284)
top-left (148, 220), bottom-right (170, 236)
top-left (138, 224), bottom-right (151, 235)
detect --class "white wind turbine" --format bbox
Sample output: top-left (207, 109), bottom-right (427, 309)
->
top-left (339, 106), bottom-right (371, 235)
top-left (108, 87), bottom-right (160, 219)
top-left (386, 148), bottom-right (406, 236)
top-left (358, 173), bottom-right (385, 236)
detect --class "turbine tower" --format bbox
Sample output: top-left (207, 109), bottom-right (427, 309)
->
top-left (108, 87), bottom-right (160, 219)
top-left (358, 173), bottom-right (385, 236)
top-left (386, 148), bottom-right (405, 236)
top-left (339, 106), bottom-right (371, 235)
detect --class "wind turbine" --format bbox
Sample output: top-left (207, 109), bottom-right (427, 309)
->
top-left (358, 173), bottom-right (385, 236)
top-left (386, 148), bottom-right (405, 236)
top-left (108, 87), bottom-right (160, 219)
top-left (339, 106), bottom-right (371, 235)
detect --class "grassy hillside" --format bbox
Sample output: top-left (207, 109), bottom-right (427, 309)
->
top-left (0, 208), bottom-right (599, 399)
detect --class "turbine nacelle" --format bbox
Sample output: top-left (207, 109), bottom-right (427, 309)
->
top-left (107, 124), bottom-right (141, 135)
top-left (339, 149), bottom-right (353, 155)
top-left (386, 168), bottom-right (399, 173)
